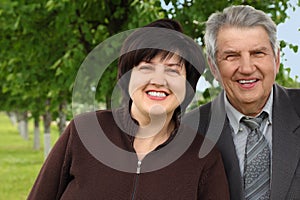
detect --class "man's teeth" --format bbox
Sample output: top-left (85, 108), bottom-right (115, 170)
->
top-left (239, 79), bottom-right (256, 84)
top-left (148, 91), bottom-right (166, 97)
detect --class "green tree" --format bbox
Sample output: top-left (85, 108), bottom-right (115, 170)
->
top-left (0, 0), bottom-right (168, 156)
top-left (0, 0), bottom-right (299, 156)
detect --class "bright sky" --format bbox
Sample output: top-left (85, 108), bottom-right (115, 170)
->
top-left (277, 0), bottom-right (300, 79)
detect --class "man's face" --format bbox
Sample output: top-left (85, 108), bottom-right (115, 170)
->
top-left (212, 26), bottom-right (280, 116)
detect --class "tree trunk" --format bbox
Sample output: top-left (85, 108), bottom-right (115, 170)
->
top-left (6, 111), bottom-right (17, 126)
top-left (33, 116), bottom-right (40, 150)
top-left (18, 111), bottom-right (28, 140)
top-left (106, 93), bottom-right (111, 110)
top-left (58, 101), bottom-right (67, 135)
top-left (43, 99), bottom-right (52, 159)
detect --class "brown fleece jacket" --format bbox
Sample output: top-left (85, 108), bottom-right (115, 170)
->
top-left (28, 107), bottom-right (229, 200)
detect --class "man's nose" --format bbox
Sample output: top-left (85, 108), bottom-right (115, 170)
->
top-left (238, 54), bottom-right (256, 74)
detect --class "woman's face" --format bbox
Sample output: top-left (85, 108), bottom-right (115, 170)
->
top-left (129, 54), bottom-right (186, 125)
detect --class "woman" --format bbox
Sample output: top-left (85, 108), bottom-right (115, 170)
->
top-left (28, 19), bottom-right (229, 199)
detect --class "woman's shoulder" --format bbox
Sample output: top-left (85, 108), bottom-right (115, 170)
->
top-left (71, 109), bottom-right (114, 124)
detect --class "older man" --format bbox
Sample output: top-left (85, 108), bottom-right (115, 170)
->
top-left (184, 5), bottom-right (300, 200)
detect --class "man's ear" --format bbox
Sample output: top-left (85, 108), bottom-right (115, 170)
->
top-left (275, 49), bottom-right (280, 74)
top-left (208, 58), bottom-right (220, 82)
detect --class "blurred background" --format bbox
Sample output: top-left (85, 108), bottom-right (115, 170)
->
top-left (0, 0), bottom-right (299, 199)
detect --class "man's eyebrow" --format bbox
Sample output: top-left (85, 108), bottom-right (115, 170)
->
top-left (219, 46), bottom-right (270, 55)
top-left (217, 50), bottom-right (239, 56)
top-left (251, 46), bottom-right (268, 52)
top-left (222, 50), bottom-right (239, 54)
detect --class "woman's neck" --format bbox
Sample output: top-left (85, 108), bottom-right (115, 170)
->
top-left (133, 116), bottom-right (175, 160)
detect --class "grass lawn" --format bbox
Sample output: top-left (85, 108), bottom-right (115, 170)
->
top-left (0, 112), bottom-right (59, 200)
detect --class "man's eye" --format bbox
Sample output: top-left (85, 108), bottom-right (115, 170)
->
top-left (225, 55), bottom-right (239, 61)
top-left (253, 51), bottom-right (265, 57)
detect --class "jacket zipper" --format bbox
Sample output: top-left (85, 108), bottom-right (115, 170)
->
top-left (131, 160), bottom-right (142, 200)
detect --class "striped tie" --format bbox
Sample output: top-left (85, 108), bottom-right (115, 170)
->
top-left (241, 112), bottom-right (270, 200)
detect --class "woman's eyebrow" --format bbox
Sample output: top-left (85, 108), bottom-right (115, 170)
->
top-left (165, 63), bottom-right (181, 67)
top-left (146, 60), bottom-right (182, 67)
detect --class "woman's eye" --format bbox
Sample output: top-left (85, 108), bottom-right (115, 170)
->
top-left (138, 65), bottom-right (154, 72)
top-left (165, 67), bottom-right (180, 76)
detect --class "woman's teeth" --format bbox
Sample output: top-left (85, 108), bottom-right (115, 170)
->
top-left (147, 91), bottom-right (167, 97)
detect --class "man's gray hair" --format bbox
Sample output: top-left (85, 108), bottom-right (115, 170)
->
top-left (204, 5), bottom-right (279, 68)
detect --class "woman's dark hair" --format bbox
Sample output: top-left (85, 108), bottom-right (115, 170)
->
top-left (118, 19), bottom-right (206, 117)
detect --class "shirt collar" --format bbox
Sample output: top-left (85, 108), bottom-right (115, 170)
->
top-left (224, 93), bottom-right (244, 134)
top-left (262, 88), bottom-right (273, 124)
top-left (224, 87), bottom-right (273, 134)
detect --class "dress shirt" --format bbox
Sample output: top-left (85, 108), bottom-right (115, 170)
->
top-left (224, 89), bottom-right (273, 176)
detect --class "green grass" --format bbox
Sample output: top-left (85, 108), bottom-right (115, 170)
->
top-left (0, 112), bottom-right (59, 200)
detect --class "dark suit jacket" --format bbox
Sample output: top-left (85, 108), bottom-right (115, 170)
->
top-left (183, 84), bottom-right (300, 200)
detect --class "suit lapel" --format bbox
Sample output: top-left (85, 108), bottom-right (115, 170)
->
top-left (211, 92), bottom-right (244, 200)
top-left (217, 121), bottom-right (244, 200)
top-left (271, 84), bottom-right (300, 199)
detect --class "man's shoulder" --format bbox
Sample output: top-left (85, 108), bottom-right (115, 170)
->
top-left (275, 84), bottom-right (300, 116)
top-left (285, 87), bottom-right (300, 97)
top-left (286, 87), bottom-right (300, 113)
top-left (275, 84), bottom-right (300, 95)
top-left (183, 101), bottom-right (213, 133)
top-left (185, 101), bottom-right (212, 120)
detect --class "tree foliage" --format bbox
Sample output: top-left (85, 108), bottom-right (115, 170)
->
top-left (0, 0), bottom-right (299, 128)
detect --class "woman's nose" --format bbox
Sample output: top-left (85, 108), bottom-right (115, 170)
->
top-left (148, 65), bottom-right (167, 86)
top-left (149, 76), bottom-right (167, 86)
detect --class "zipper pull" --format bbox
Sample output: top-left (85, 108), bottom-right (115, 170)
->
top-left (136, 160), bottom-right (142, 174)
